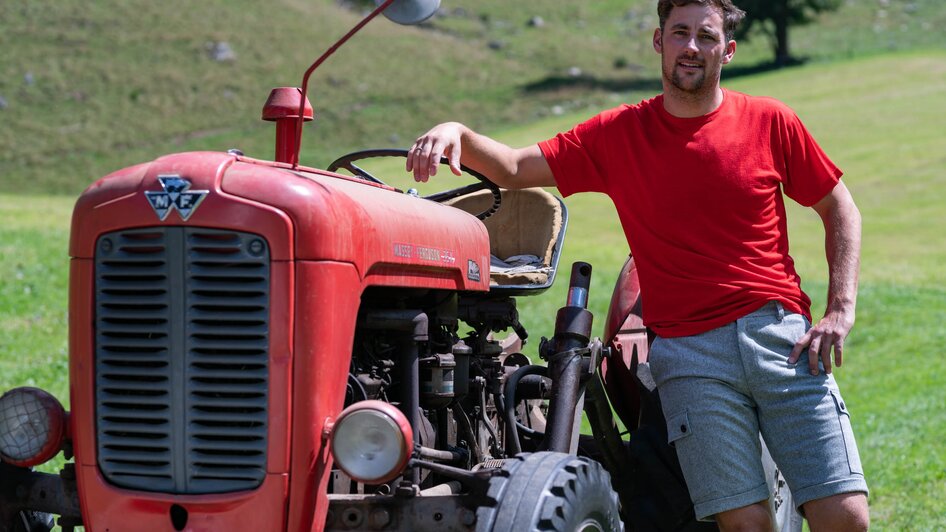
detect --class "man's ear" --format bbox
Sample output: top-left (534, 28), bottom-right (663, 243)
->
top-left (722, 39), bottom-right (737, 64)
top-left (653, 28), bottom-right (663, 54)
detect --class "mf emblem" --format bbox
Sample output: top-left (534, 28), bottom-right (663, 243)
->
top-left (467, 259), bottom-right (481, 282)
top-left (145, 175), bottom-right (209, 221)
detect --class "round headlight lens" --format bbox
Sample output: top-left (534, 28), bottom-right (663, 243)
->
top-left (0, 387), bottom-right (66, 467)
top-left (330, 401), bottom-right (412, 484)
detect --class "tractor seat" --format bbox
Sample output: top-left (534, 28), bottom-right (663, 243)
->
top-left (446, 187), bottom-right (566, 294)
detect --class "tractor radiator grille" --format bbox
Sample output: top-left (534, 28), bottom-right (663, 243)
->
top-left (94, 227), bottom-right (270, 495)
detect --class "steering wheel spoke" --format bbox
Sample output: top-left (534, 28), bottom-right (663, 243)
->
top-left (327, 149), bottom-right (502, 219)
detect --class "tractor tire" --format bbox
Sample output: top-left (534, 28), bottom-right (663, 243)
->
top-left (9, 512), bottom-right (53, 532)
top-left (0, 462), bottom-right (53, 532)
top-left (477, 452), bottom-right (623, 532)
top-left (621, 424), bottom-right (802, 532)
top-left (761, 439), bottom-right (803, 532)
top-left (622, 423), bottom-right (715, 531)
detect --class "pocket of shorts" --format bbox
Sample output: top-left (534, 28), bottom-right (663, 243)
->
top-left (830, 390), bottom-right (864, 475)
top-left (666, 410), bottom-right (692, 447)
top-left (748, 312), bottom-right (809, 359)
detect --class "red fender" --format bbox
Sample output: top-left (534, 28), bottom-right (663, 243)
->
top-left (601, 255), bottom-right (652, 431)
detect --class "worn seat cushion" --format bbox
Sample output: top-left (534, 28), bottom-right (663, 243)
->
top-left (446, 188), bottom-right (563, 286)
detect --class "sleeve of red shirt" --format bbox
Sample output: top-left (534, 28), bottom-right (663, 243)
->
top-left (778, 108), bottom-right (843, 207)
top-left (537, 112), bottom-right (612, 197)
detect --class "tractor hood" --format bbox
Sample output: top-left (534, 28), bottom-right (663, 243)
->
top-left (71, 151), bottom-right (492, 292)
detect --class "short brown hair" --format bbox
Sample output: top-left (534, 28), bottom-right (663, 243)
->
top-left (657, 0), bottom-right (746, 42)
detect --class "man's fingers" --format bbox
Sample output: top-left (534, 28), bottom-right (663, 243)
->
top-left (412, 141), bottom-right (429, 182)
top-left (791, 312), bottom-right (853, 377)
top-left (821, 334), bottom-right (834, 374)
top-left (406, 143), bottom-right (416, 172)
top-left (448, 148), bottom-right (462, 176)
top-left (427, 141), bottom-right (445, 177)
top-left (427, 143), bottom-right (443, 177)
top-left (788, 332), bottom-right (810, 364)
top-left (807, 335), bottom-right (821, 375)
top-left (407, 123), bottom-right (464, 182)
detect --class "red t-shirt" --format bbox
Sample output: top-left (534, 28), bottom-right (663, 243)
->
top-left (538, 89), bottom-right (841, 337)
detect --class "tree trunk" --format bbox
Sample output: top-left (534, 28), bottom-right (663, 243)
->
top-left (774, 0), bottom-right (791, 65)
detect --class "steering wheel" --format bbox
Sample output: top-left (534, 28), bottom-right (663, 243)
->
top-left (327, 149), bottom-right (502, 220)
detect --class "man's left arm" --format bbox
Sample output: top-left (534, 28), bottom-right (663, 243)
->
top-left (788, 181), bottom-right (862, 375)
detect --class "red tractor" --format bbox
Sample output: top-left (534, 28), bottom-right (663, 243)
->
top-left (0, 2), bottom-right (797, 530)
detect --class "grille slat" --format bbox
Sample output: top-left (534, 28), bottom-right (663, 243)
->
top-left (190, 467), bottom-right (264, 479)
top-left (193, 456), bottom-right (265, 468)
top-left (191, 412), bottom-right (267, 424)
top-left (191, 340), bottom-right (266, 351)
top-left (98, 323), bottom-right (169, 335)
top-left (98, 342), bottom-right (167, 354)
top-left (190, 327), bottom-right (267, 337)
top-left (99, 382), bottom-right (171, 393)
top-left (191, 397), bottom-right (266, 409)
top-left (99, 406), bottom-right (169, 420)
top-left (189, 370), bottom-right (267, 381)
top-left (99, 435), bottom-right (172, 448)
top-left (189, 357), bottom-right (267, 367)
top-left (102, 450), bottom-right (172, 463)
top-left (105, 464), bottom-right (173, 475)
top-left (96, 227), bottom-right (270, 495)
top-left (192, 441), bottom-right (267, 453)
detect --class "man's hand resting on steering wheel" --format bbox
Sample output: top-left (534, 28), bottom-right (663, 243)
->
top-left (408, 122), bottom-right (464, 182)
top-left (407, 122), bottom-right (556, 189)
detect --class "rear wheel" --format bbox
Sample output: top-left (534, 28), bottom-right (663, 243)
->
top-left (762, 439), bottom-right (803, 532)
top-left (477, 452), bottom-right (622, 531)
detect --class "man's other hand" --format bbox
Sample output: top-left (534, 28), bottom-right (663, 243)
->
top-left (788, 309), bottom-right (854, 375)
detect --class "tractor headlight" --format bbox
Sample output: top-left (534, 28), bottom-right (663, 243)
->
top-left (330, 400), bottom-right (412, 484)
top-left (0, 387), bottom-right (67, 467)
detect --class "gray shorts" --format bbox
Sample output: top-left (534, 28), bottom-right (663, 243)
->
top-left (649, 301), bottom-right (869, 520)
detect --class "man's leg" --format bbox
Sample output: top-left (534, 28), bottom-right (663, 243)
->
top-left (648, 324), bottom-right (772, 522)
top-left (740, 304), bottom-right (869, 529)
top-left (803, 492), bottom-right (869, 532)
top-left (712, 490), bottom-right (868, 532)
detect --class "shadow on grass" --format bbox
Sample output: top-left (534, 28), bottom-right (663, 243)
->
top-left (522, 75), bottom-right (662, 94)
top-left (522, 58), bottom-right (807, 95)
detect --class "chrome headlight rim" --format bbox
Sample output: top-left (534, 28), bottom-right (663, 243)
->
top-left (0, 387), bottom-right (67, 467)
top-left (329, 400), bottom-right (413, 484)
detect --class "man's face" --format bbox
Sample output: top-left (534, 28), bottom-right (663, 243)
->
top-left (654, 3), bottom-right (735, 97)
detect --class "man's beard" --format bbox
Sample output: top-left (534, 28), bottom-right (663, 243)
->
top-left (663, 56), bottom-right (720, 99)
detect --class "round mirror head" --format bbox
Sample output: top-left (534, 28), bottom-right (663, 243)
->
top-left (380, 0), bottom-right (440, 25)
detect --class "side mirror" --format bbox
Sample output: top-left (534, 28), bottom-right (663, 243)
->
top-left (380, 0), bottom-right (440, 25)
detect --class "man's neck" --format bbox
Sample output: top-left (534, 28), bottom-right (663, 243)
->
top-left (662, 86), bottom-right (725, 118)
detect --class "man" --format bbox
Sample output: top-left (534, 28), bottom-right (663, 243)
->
top-left (406, 0), bottom-right (869, 529)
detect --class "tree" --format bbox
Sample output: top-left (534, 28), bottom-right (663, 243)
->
top-left (735, 0), bottom-right (842, 66)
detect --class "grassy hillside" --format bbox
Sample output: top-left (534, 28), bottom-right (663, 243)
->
top-left (1, 0), bottom-right (944, 194)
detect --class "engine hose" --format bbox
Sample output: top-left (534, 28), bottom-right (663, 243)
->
top-left (417, 445), bottom-right (464, 463)
top-left (478, 384), bottom-right (503, 458)
top-left (347, 373), bottom-right (368, 403)
top-left (503, 364), bottom-right (548, 455)
top-left (453, 406), bottom-right (483, 465)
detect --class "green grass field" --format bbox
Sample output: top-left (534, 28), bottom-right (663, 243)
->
top-left (2, 49), bottom-right (944, 529)
top-left (3, 0), bottom-right (946, 527)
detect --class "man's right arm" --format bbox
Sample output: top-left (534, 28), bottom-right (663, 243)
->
top-left (406, 122), bottom-right (556, 189)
